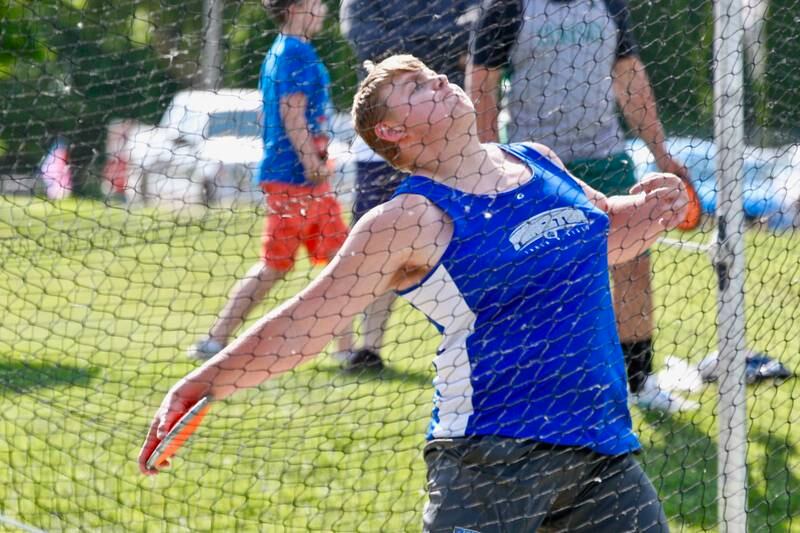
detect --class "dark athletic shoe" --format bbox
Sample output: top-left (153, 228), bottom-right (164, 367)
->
top-left (698, 351), bottom-right (793, 384)
top-left (744, 354), bottom-right (793, 383)
top-left (343, 349), bottom-right (384, 372)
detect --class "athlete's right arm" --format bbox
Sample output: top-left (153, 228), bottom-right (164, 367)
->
top-left (139, 195), bottom-right (446, 450)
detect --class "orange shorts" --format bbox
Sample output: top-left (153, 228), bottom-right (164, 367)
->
top-left (260, 181), bottom-right (349, 271)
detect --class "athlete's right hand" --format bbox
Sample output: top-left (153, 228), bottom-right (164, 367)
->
top-left (138, 381), bottom-right (208, 475)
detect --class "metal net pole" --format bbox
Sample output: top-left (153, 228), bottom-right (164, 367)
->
top-left (200, 0), bottom-right (223, 90)
top-left (713, 0), bottom-right (749, 530)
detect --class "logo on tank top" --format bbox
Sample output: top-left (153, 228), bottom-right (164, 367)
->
top-left (509, 207), bottom-right (589, 251)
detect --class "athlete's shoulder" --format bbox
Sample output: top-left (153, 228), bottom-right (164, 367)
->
top-left (501, 141), bottom-right (566, 170)
top-left (510, 143), bottom-right (610, 210)
top-left (357, 194), bottom-right (445, 236)
top-left (507, 142), bottom-right (567, 170)
top-left (346, 194), bottom-right (448, 273)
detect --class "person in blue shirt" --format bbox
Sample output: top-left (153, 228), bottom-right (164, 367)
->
top-left (187, 0), bottom-right (349, 361)
top-left (141, 55), bottom-right (686, 531)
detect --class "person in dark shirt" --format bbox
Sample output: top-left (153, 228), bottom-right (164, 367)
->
top-left (468, 0), bottom-right (702, 413)
top-left (335, 0), bottom-right (480, 370)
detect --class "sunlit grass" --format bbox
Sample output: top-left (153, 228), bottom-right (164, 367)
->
top-left (1, 197), bottom-right (798, 531)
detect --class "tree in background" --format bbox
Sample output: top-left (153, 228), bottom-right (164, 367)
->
top-left (1, 0), bottom-right (797, 195)
top-left (0, 1), bottom-right (177, 193)
top-left (0, 0), bottom-right (355, 196)
top-left (627, 0), bottom-right (714, 138)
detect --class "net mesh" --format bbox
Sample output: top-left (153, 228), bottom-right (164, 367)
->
top-left (1, 0), bottom-right (798, 531)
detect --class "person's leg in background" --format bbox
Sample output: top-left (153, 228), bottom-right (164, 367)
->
top-left (187, 261), bottom-right (287, 359)
top-left (335, 160), bottom-right (402, 371)
top-left (612, 253), bottom-right (653, 396)
top-left (612, 254), bottom-right (696, 412)
top-left (187, 182), bottom-right (303, 360)
top-left (304, 181), bottom-right (349, 270)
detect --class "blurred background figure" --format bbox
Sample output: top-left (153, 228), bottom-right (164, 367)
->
top-left (38, 136), bottom-right (73, 200)
top-left (102, 119), bottom-right (137, 202)
top-left (187, 0), bottom-right (349, 361)
top-left (335, 0), bottom-right (480, 371)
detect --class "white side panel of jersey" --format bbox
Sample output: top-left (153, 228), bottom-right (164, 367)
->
top-left (400, 265), bottom-right (476, 438)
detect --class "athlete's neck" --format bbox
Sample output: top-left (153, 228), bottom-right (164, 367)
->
top-left (423, 142), bottom-right (532, 196)
top-left (415, 130), bottom-right (484, 181)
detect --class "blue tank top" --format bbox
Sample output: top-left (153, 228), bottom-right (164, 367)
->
top-left (393, 143), bottom-right (639, 456)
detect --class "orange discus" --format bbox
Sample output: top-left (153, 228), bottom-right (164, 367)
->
top-left (146, 396), bottom-right (212, 470)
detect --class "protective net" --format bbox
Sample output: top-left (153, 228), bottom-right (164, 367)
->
top-left (1, 0), bottom-right (798, 531)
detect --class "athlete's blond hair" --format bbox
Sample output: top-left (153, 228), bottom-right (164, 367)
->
top-left (351, 54), bottom-right (427, 171)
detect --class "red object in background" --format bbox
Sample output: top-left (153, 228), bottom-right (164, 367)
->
top-left (103, 119), bottom-right (137, 196)
top-left (313, 133), bottom-right (336, 172)
top-left (103, 155), bottom-right (128, 195)
top-left (313, 133), bottom-right (329, 160)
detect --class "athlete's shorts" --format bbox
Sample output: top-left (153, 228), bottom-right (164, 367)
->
top-left (422, 436), bottom-right (668, 533)
top-left (352, 161), bottom-right (405, 224)
top-left (567, 152), bottom-right (637, 197)
top-left (260, 181), bottom-right (348, 272)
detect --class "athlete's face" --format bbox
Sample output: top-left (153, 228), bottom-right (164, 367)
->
top-left (381, 68), bottom-right (472, 139)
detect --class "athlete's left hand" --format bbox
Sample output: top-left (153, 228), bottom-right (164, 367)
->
top-left (630, 172), bottom-right (689, 230)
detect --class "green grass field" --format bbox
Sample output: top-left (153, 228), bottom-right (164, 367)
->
top-left (1, 196), bottom-right (798, 532)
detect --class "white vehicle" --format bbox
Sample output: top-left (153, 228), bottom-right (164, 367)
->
top-left (124, 89), bottom-right (356, 208)
top-left (125, 89), bottom-right (264, 206)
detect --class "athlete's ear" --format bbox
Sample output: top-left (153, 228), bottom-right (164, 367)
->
top-left (374, 122), bottom-right (405, 143)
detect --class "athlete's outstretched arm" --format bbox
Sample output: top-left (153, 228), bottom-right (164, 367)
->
top-left (138, 195), bottom-right (444, 474)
